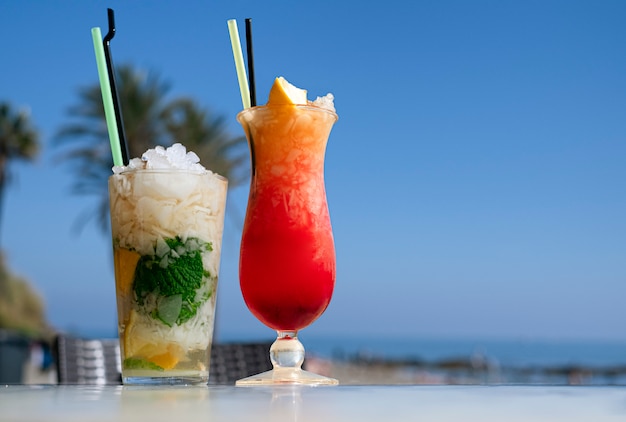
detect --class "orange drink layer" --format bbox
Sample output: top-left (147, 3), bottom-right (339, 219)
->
top-left (238, 105), bottom-right (337, 331)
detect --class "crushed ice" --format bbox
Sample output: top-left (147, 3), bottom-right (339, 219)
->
top-left (112, 143), bottom-right (208, 174)
top-left (312, 93), bottom-right (335, 112)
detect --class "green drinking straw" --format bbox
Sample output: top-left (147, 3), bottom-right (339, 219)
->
top-left (91, 26), bottom-right (123, 167)
top-left (227, 19), bottom-right (251, 109)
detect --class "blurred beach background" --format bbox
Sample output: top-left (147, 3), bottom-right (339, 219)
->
top-left (1, 1), bottom-right (625, 385)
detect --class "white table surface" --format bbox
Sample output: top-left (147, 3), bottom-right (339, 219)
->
top-left (1, 384), bottom-right (625, 421)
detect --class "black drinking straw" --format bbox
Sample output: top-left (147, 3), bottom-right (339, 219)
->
top-left (245, 18), bottom-right (257, 107)
top-left (103, 8), bottom-right (130, 165)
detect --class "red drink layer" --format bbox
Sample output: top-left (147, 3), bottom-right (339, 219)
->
top-left (238, 105), bottom-right (337, 331)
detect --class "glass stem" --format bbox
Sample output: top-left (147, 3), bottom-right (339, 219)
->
top-left (270, 331), bottom-right (305, 370)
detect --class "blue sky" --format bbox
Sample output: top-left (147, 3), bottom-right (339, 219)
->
top-left (1, 1), bottom-right (625, 345)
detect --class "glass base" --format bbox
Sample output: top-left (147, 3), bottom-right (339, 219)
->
top-left (123, 375), bottom-right (208, 386)
top-left (236, 332), bottom-right (338, 386)
top-left (236, 367), bottom-right (338, 386)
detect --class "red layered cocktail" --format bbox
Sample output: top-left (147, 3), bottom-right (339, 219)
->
top-left (237, 77), bottom-right (338, 385)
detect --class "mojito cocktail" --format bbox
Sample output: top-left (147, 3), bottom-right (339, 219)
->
top-left (109, 144), bottom-right (227, 385)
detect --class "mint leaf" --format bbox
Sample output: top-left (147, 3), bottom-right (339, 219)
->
top-left (123, 357), bottom-right (164, 371)
top-left (132, 237), bottom-right (213, 326)
top-left (156, 294), bottom-right (182, 327)
top-left (134, 250), bottom-right (203, 304)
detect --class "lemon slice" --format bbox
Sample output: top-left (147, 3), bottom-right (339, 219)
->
top-left (267, 76), bottom-right (308, 105)
top-left (123, 310), bottom-right (184, 370)
top-left (123, 310), bottom-right (148, 359)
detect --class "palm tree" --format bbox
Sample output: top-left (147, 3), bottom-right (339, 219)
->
top-left (56, 65), bottom-right (248, 233)
top-left (162, 99), bottom-right (249, 187)
top-left (0, 103), bottom-right (40, 242)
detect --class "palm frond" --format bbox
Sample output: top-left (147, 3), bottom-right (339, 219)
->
top-left (55, 65), bottom-right (248, 235)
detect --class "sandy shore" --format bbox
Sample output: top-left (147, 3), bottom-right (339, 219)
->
top-left (305, 358), bottom-right (449, 385)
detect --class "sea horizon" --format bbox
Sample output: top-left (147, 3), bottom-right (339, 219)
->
top-left (70, 327), bottom-right (626, 369)
top-left (302, 335), bottom-right (626, 368)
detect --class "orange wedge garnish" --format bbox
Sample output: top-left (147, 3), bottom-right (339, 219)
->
top-left (267, 76), bottom-right (308, 105)
top-left (115, 248), bottom-right (141, 297)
